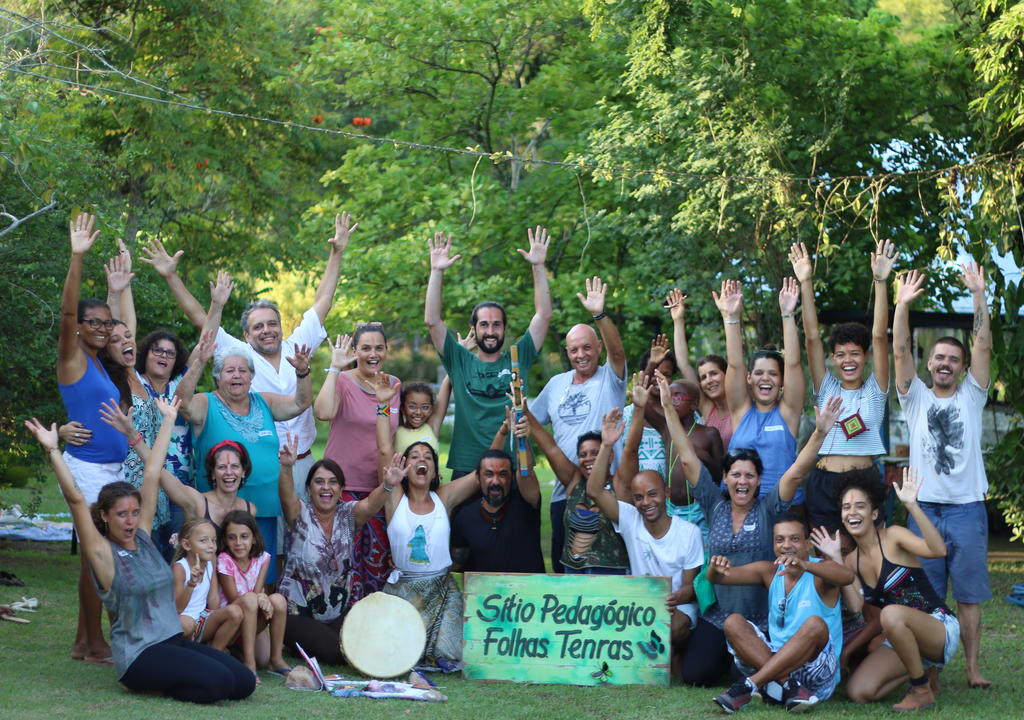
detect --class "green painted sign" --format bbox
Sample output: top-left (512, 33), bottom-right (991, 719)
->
top-left (462, 572), bottom-right (671, 686)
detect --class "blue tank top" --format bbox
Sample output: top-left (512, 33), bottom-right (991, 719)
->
top-left (768, 558), bottom-right (842, 656)
top-left (194, 392), bottom-right (281, 517)
top-left (59, 357), bottom-right (129, 464)
top-left (729, 405), bottom-right (800, 503)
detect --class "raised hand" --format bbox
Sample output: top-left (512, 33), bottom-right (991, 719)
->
top-left (428, 232), bottom-right (460, 271)
top-left (810, 526), bottom-right (842, 562)
top-left (457, 329), bottom-right (477, 352)
top-left (104, 240), bottom-right (135, 293)
top-left (329, 334), bottom-right (354, 370)
top-left (517, 225), bottom-right (550, 266)
top-left (188, 556), bottom-right (203, 587)
top-left (665, 288), bottom-right (687, 321)
top-left (959, 261), bottom-right (986, 295)
top-left (895, 466), bottom-right (922, 505)
top-left (654, 370), bottom-right (673, 411)
top-left (330, 211), bottom-right (358, 253)
top-left (278, 432), bottom-right (299, 468)
top-left (155, 395), bottom-right (181, 421)
top-left (649, 334), bottom-right (669, 366)
top-left (374, 372), bottom-right (397, 404)
top-left (788, 242), bottom-right (814, 283)
top-left (99, 399), bottom-right (136, 438)
top-left (577, 276), bottom-right (607, 316)
top-left (630, 371), bottom-right (651, 408)
top-left (870, 238), bottom-right (897, 282)
top-left (600, 407), bottom-right (625, 446)
top-left (195, 329), bottom-right (217, 364)
top-left (286, 344), bottom-right (312, 376)
top-left (895, 269), bottom-right (927, 305)
top-left (140, 237), bottom-right (183, 277)
top-left (713, 279), bottom-right (743, 320)
top-left (24, 418), bottom-right (59, 451)
top-left (779, 277), bottom-right (799, 315)
top-left (59, 421), bottom-right (92, 447)
top-left (507, 405), bottom-right (529, 440)
top-left (814, 395), bottom-right (843, 435)
top-left (209, 271), bottom-right (234, 306)
top-left (384, 453), bottom-right (408, 487)
top-left (69, 213), bottom-right (100, 255)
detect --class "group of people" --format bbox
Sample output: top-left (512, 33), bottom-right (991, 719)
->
top-left (31, 211), bottom-right (994, 711)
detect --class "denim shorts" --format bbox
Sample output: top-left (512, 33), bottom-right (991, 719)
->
top-left (883, 610), bottom-right (960, 668)
top-left (908, 501), bottom-right (991, 604)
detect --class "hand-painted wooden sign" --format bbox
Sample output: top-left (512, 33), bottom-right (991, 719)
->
top-left (462, 572), bottom-right (670, 686)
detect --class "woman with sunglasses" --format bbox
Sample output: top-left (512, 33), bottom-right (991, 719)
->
top-left (56, 213), bottom-right (128, 665)
top-left (314, 323), bottom-right (401, 601)
top-left (715, 278), bottom-right (807, 505)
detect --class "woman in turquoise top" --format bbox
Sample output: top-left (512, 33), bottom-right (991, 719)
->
top-left (177, 337), bottom-right (312, 585)
top-left (715, 278), bottom-right (806, 504)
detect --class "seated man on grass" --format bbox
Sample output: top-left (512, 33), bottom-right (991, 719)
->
top-left (707, 515), bottom-right (853, 713)
top-left (586, 408), bottom-right (704, 677)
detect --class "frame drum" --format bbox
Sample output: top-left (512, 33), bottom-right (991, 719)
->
top-left (340, 591), bottom-right (427, 677)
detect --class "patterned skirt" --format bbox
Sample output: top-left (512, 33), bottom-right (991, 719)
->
top-left (342, 490), bottom-right (393, 603)
top-left (384, 571), bottom-right (463, 662)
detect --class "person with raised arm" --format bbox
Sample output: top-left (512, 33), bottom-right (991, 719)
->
top-left (276, 433), bottom-right (395, 665)
top-left (56, 212), bottom-right (125, 664)
top-left (142, 212), bottom-right (356, 493)
top-left (585, 407), bottom-right (704, 677)
top-left (790, 239), bottom-right (896, 534)
top-left (381, 441), bottom-right (481, 667)
top-left (173, 278), bottom-right (313, 585)
top-left (708, 512), bottom-right (853, 713)
top-left (892, 263), bottom-right (992, 689)
top-left (666, 288), bottom-right (733, 448)
top-left (716, 278), bottom-right (807, 505)
top-left (424, 228), bottom-right (552, 479)
top-left (822, 468), bottom-right (957, 711)
top-left (531, 275), bottom-right (627, 573)
top-left (665, 366), bottom-right (841, 687)
top-left (24, 398), bottom-right (255, 703)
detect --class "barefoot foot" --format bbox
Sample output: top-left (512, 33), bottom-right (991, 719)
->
top-left (967, 670), bottom-right (991, 689)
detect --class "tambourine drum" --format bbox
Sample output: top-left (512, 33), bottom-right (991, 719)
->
top-left (340, 591), bottom-right (426, 678)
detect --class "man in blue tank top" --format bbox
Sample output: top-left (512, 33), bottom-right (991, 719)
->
top-left (706, 516), bottom-right (854, 713)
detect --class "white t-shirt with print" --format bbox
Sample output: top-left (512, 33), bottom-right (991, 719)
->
top-left (897, 373), bottom-right (989, 503)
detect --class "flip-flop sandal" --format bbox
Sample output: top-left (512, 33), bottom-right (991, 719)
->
top-left (269, 667), bottom-right (292, 677)
top-left (1011, 584), bottom-right (1024, 595)
top-left (84, 656), bottom-right (114, 666)
top-left (1007, 594), bottom-right (1024, 608)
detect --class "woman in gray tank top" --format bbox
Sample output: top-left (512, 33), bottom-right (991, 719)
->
top-left (26, 396), bottom-right (255, 702)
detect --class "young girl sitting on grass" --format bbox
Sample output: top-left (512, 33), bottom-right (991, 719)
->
top-left (217, 510), bottom-right (291, 679)
top-left (172, 518), bottom-right (243, 654)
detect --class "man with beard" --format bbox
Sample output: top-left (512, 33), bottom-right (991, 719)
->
top-left (893, 263), bottom-right (992, 689)
top-left (530, 276), bottom-right (627, 572)
top-left (450, 448), bottom-right (545, 573)
top-left (142, 212), bottom-right (357, 496)
top-left (424, 228), bottom-right (552, 479)
top-left (707, 517), bottom-right (852, 713)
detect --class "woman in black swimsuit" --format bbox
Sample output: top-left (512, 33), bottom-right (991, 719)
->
top-left (812, 467), bottom-right (956, 711)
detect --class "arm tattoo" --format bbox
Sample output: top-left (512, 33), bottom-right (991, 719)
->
top-left (972, 309), bottom-right (984, 336)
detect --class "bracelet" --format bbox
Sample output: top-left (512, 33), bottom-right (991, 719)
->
top-left (382, 485), bottom-right (393, 493)
top-left (129, 432), bottom-right (143, 448)
top-left (723, 319), bottom-right (740, 325)
top-left (376, 404), bottom-right (391, 417)
top-left (295, 368), bottom-right (311, 379)
top-left (591, 312), bottom-right (607, 322)
top-left (781, 313), bottom-right (795, 319)
top-left (326, 367), bottom-right (340, 374)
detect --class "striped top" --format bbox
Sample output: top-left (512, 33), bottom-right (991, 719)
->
top-left (815, 371), bottom-right (888, 457)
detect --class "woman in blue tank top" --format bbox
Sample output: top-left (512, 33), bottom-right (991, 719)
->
top-left (56, 213), bottom-right (128, 665)
top-left (25, 399), bottom-right (255, 702)
top-left (715, 278), bottom-right (806, 504)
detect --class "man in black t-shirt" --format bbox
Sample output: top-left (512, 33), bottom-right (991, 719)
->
top-left (451, 449), bottom-right (545, 573)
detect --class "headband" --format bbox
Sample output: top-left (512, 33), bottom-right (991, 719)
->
top-left (208, 440), bottom-right (245, 460)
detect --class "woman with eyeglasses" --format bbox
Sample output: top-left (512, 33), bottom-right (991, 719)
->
top-left (715, 278), bottom-right (807, 505)
top-left (314, 323), bottom-right (401, 601)
top-left (56, 213), bottom-right (129, 665)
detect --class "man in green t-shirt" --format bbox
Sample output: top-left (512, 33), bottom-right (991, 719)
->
top-left (424, 228), bottom-right (552, 477)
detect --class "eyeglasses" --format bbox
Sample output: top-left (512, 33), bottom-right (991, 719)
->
top-left (82, 318), bottom-right (117, 330)
top-left (150, 347), bottom-right (177, 358)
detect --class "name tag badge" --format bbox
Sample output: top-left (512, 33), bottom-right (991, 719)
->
top-left (764, 425), bottom-right (784, 432)
top-left (117, 549), bottom-right (131, 557)
top-left (742, 523), bottom-right (757, 532)
top-left (259, 430), bottom-right (274, 437)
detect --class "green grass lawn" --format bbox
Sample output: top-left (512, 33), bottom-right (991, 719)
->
top-left (3, 443), bottom-right (1024, 718)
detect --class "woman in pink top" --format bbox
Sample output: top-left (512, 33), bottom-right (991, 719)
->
top-left (313, 323), bottom-right (400, 601)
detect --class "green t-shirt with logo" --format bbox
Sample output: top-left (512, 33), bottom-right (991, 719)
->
top-left (442, 330), bottom-right (538, 474)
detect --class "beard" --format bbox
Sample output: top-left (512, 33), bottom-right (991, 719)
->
top-left (477, 333), bottom-right (505, 353)
top-left (485, 484), bottom-right (509, 507)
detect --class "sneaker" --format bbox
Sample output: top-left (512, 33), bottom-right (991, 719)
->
top-left (714, 678), bottom-right (755, 714)
top-left (753, 680), bottom-right (784, 705)
top-left (782, 679), bottom-right (820, 713)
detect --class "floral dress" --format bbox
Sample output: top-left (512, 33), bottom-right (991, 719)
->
top-left (279, 500), bottom-right (357, 622)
